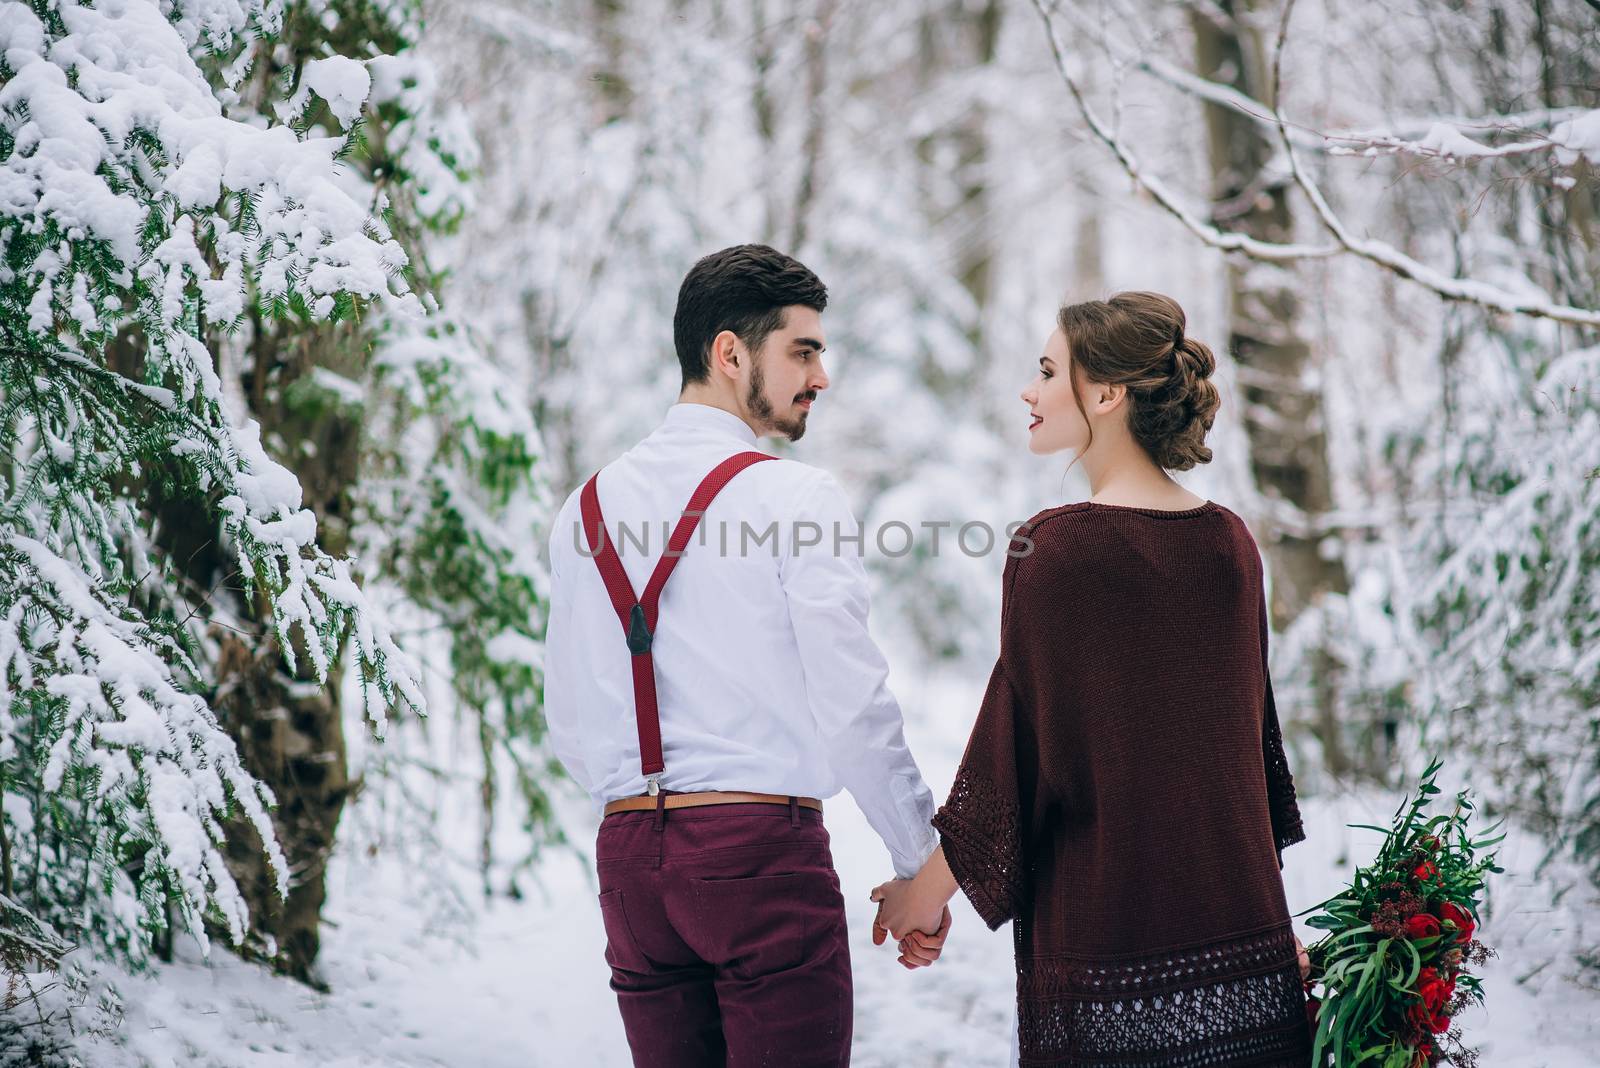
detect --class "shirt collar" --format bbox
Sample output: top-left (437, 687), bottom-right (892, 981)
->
top-left (662, 402), bottom-right (760, 446)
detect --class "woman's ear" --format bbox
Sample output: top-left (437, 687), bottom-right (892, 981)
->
top-left (1096, 382), bottom-right (1128, 414)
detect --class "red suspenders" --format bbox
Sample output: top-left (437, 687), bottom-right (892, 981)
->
top-left (578, 451), bottom-right (777, 795)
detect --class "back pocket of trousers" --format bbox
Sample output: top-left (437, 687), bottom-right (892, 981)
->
top-left (597, 889), bottom-right (652, 974)
top-left (688, 870), bottom-right (841, 980)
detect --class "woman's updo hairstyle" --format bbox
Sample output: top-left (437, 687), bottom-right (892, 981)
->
top-left (1056, 291), bottom-right (1221, 471)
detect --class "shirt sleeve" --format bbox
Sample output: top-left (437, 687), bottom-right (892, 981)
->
top-left (543, 495), bottom-right (594, 799)
top-left (1258, 570), bottom-right (1306, 870)
top-left (778, 469), bottom-right (938, 879)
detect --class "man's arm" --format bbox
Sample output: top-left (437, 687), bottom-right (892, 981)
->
top-left (543, 496), bottom-right (593, 794)
top-left (778, 469), bottom-right (938, 878)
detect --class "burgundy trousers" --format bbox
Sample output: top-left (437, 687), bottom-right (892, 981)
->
top-left (594, 798), bottom-right (853, 1068)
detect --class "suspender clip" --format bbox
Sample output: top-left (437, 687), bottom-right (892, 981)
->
top-left (626, 604), bottom-right (653, 654)
top-left (646, 774), bottom-right (662, 797)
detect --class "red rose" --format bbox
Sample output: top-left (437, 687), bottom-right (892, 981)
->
top-left (1420, 977), bottom-right (1452, 1014)
top-left (1408, 998), bottom-right (1451, 1034)
top-left (1403, 914), bottom-right (1441, 940)
top-left (1410, 965), bottom-right (1455, 1032)
top-left (1438, 901), bottom-right (1476, 943)
top-left (1419, 833), bottom-right (1441, 852)
top-left (1413, 860), bottom-right (1439, 882)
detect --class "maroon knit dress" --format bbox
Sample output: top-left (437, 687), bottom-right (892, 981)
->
top-left (931, 500), bottom-right (1311, 1068)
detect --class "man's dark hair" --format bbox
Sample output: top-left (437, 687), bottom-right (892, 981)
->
top-left (673, 244), bottom-right (828, 387)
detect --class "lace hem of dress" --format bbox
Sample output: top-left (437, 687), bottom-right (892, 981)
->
top-left (931, 765), bottom-right (1023, 930)
top-left (1016, 924), bottom-right (1311, 1068)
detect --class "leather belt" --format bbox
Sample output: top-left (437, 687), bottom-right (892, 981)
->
top-left (603, 791), bottom-right (823, 817)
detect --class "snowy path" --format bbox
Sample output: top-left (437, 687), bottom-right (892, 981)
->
top-left (63, 663), bottom-right (1600, 1066)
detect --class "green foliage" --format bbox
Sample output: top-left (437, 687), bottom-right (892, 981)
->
top-left (1409, 348), bottom-right (1600, 887)
top-left (1302, 759), bottom-right (1505, 1068)
top-left (361, 318), bottom-right (563, 888)
top-left (0, 0), bottom-right (442, 1006)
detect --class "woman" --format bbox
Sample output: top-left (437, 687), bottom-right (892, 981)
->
top-left (871, 292), bottom-right (1313, 1067)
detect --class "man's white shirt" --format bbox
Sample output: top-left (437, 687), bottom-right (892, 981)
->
top-left (543, 401), bottom-right (938, 878)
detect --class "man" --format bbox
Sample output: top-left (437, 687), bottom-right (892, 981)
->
top-left (544, 244), bottom-right (950, 1067)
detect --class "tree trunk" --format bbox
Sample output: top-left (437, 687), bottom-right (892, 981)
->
top-left (147, 317), bottom-right (366, 988)
top-left (211, 631), bottom-right (352, 989)
top-left (1191, 1), bottom-right (1353, 777)
top-left (914, 0), bottom-right (1003, 420)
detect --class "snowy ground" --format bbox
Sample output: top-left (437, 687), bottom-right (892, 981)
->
top-left (39, 661), bottom-right (1600, 1067)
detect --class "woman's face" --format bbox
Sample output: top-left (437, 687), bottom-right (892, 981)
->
top-left (1020, 329), bottom-right (1091, 456)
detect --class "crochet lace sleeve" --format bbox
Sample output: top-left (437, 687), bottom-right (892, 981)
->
top-left (1259, 590), bottom-right (1306, 868)
top-left (931, 657), bottom-right (1026, 930)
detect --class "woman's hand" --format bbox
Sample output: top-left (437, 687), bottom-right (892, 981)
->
top-left (1295, 934), bottom-right (1310, 982)
top-left (897, 906), bottom-right (952, 967)
top-left (870, 876), bottom-right (950, 970)
top-left (870, 877), bottom-right (945, 941)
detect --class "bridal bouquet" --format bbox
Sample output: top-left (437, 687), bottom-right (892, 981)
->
top-left (1301, 758), bottom-right (1504, 1068)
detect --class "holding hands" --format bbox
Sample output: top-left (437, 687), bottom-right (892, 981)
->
top-left (870, 879), bottom-right (952, 968)
top-left (869, 844), bottom-right (961, 970)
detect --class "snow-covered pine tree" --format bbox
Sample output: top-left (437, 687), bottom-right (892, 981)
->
top-left (167, 0), bottom-right (555, 984)
top-left (358, 309), bottom-right (560, 898)
top-left (0, 0), bottom-right (426, 1022)
top-left (0, 0), bottom-right (429, 961)
top-left (1400, 339), bottom-right (1600, 882)
top-left (0, 0), bottom-right (557, 1046)
top-left (1383, 3), bottom-right (1600, 920)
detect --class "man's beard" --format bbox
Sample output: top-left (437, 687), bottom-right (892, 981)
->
top-left (746, 355), bottom-right (811, 441)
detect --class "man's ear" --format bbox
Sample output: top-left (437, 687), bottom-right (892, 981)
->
top-left (710, 329), bottom-right (743, 377)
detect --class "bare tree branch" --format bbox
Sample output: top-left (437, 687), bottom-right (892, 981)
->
top-left (1026, 0), bottom-right (1600, 329)
top-left (1026, 0), bottom-right (1339, 262)
top-left (1048, 1), bottom-right (1327, 150)
top-left (1269, 0), bottom-right (1600, 329)
top-left (1334, 105), bottom-right (1590, 144)
top-left (1324, 119), bottom-right (1592, 166)
top-left (1051, 1), bottom-right (1591, 168)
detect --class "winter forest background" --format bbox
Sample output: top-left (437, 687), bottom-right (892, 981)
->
top-left (2, 0), bottom-right (1598, 1064)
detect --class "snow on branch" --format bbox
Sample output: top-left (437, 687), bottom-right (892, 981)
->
top-left (0, 1), bottom-right (417, 325)
top-left (1027, 0), bottom-right (1600, 329)
top-left (1043, 1), bottom-right (1327, 152)
top-left (1047, 2), bottom-right (1596, 173)
top-left (1064, 4), bottom-right (1594, 167)
top-left (0, 533), bottom-right (286, 952)
top-left (1025, 0), bottom-right (1340, 263)
top-left (1331, 106), bottom-right (1594, 150)
top-left (0, 0), bottom-right (434, 968)
top-left (1268, 0), bottom-right (1600, 330)
top-left (1323, 111), bottom-right (1600, 170)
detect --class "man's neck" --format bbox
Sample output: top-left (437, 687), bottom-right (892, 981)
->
top-left (677, 390), bottom-right (766, 439)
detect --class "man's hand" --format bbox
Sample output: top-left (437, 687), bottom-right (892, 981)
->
top-left (870, 878), bottom-right (950, 969)
top-left (895, 906), bottom-right (952, 968)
